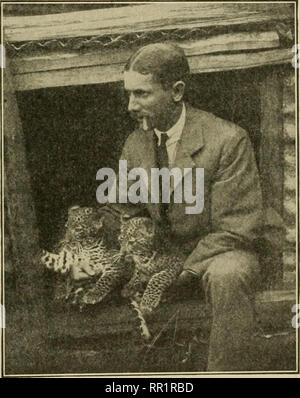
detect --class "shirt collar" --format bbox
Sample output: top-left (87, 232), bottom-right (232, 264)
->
top-left (154, 102), bottom-right (186, 146)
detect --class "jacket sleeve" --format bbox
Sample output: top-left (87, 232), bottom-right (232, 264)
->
top-left (183, 129), bottom-right (264, 276)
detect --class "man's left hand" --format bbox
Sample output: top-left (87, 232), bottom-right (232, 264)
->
top-left (175, 270), bottom-right (197, 287)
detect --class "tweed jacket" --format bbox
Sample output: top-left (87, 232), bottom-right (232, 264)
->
top-left (110, 104), bottom-right (264, 276)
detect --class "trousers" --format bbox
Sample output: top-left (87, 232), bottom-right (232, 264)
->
top-left (199, 249), bottom-right (260, 371)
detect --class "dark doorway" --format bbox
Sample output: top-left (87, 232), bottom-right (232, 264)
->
top-left (17, 67), bottom-right (263, 249)
top-left (187, 67), bottom-right (262, 164)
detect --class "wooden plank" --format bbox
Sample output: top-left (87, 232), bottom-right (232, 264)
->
top-left (3, 3), bottom-right (122, 17)
top-left (46, 289), bottom-right (296, 339)
top-left (3, 3), bottom-right (294, 42)
top-left (13, 48), bottom-right (292, 91)
top-left (13, 63), bottom-right (123, 91)
top-left (257, 289), bottom-right (296, 303)
top-left (188, 48), bottom-right (291, 73)
top-left (5, 289), bottom-right (296, 373)
top-left (181, 31), bottom-right (280, 56)
top-left (10, 31), bottom-right (280, 75)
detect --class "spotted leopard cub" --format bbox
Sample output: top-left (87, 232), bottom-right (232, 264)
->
top-left (119, 216), bottom-right (186, 316)
top-left (81, 215), bottom-right (152, 305)
top-left (41, 205), bottom-right (124, 303)
top-left (41, 206), bottom-right (108, 273)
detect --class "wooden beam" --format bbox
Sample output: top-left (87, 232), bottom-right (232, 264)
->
top-left (3, 3), bottom-right (294, 43)
top-left (12, 48), bottom-right (291, 91)
top-left (260, 69), bottom-right (285, 218)
top-left (259, 68), bottom-right (286, 287)
top-left (10, 31), bottom-right (280, 75)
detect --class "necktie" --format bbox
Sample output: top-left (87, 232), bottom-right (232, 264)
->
top-left (155, 133), bottom-right (169, 222)
top-left (156, 133), bottom-right (169, 169)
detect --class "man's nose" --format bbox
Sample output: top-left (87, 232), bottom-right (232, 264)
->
top-left (128, 93), bottom-right (140, 112)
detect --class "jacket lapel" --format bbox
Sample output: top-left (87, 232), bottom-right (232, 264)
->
top-left (138, 127), bottom-right (157, 188)
top-left (171, 105), bottom-right (205, 195)
top-left (135, 105), bottom-right (205, 218)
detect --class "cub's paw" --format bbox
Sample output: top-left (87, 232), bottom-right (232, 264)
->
top-left (134, 292), bottom-right (142, 303)
top-left (122, 282), bottom-right (144, 299)
top-left (121, 285), bottom-right (135, 298)
top-left (82, 289), bottom-right (100, 305)
top-left (139, 304), bottom-right (153, 319)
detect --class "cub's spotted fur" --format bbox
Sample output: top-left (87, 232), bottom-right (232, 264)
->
top-left (119, 216), bottom-right (186, 316)
top-left (41, 207), bottom-right (186, 320)
top-left (40, 206), bottom-right (124, 303)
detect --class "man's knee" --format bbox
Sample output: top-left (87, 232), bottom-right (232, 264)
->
top-left (206, 262), bottom-right (244, 284)
top-left (203, 250), bottom-right (259, 289)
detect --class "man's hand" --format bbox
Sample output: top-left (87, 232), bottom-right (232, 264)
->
top-left (175, 270), bottom-right (197, 287)
top-left (167, 270), bottom-right (197, 297)
top-left (71, 260), bottom-right (95, 281)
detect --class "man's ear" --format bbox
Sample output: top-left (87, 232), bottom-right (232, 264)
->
top-left (172, 81), bottom-right (185, 102)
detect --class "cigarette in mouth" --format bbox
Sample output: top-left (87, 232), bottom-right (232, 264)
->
top-left (142, 117), bottom-right (149, 131)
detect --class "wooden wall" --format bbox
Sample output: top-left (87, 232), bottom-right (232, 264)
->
top-left (4, 3), bottom-right (294, 90)
top-left (282, 68), bottom-right (297, 289)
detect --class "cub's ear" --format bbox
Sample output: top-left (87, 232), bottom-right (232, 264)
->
top-left (92, 215), bottom-right (104, 230)
top-left (98, 216), bottom-right (104, 228)
top-left (68, 205), bottom-right (81, 214)
top-left (121, 213), bottom-right (131, 222)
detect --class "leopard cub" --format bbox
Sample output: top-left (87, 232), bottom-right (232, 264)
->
top-left (119, 216), bottom-right (186, 316)
top-left (41, 205), bottom-right (124, 303)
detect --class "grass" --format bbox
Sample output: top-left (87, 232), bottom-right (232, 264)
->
top-left (3, 280), bottom-right (297, 375)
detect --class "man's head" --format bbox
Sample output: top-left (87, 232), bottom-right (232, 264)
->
top-left (123, 43), bottom-right (190, 131)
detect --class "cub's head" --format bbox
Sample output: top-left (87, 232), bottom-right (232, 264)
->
top-left (119, 215), bottom-right (155, 257)
top-left (65, 206), bottom-right (104, 241)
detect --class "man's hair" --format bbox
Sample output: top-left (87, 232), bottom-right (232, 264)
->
top-left (124, 42), bottom-right (190, 89)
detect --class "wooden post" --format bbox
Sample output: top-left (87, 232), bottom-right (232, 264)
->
top-left (259, 68), bottom-right (285, 288)
top-left (3, 57), bottom-right (44, 303)
top-left (260, 69), bottom-right (284, 214)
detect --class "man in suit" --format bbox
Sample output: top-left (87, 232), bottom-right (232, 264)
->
top-left (74, 43), bottom-right (263, 371)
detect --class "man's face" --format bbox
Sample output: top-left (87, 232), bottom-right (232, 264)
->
top-left (124, 70), bottom-right (175, 131)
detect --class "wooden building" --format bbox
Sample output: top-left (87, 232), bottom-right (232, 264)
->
top-left (3, 3), bottom-right (298, 374)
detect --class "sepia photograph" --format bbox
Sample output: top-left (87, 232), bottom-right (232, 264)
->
top-left (1, 1), bottom-right (299, 377)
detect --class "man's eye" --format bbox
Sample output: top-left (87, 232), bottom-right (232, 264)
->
top-left (135, 91), bottom-right (148, 98)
